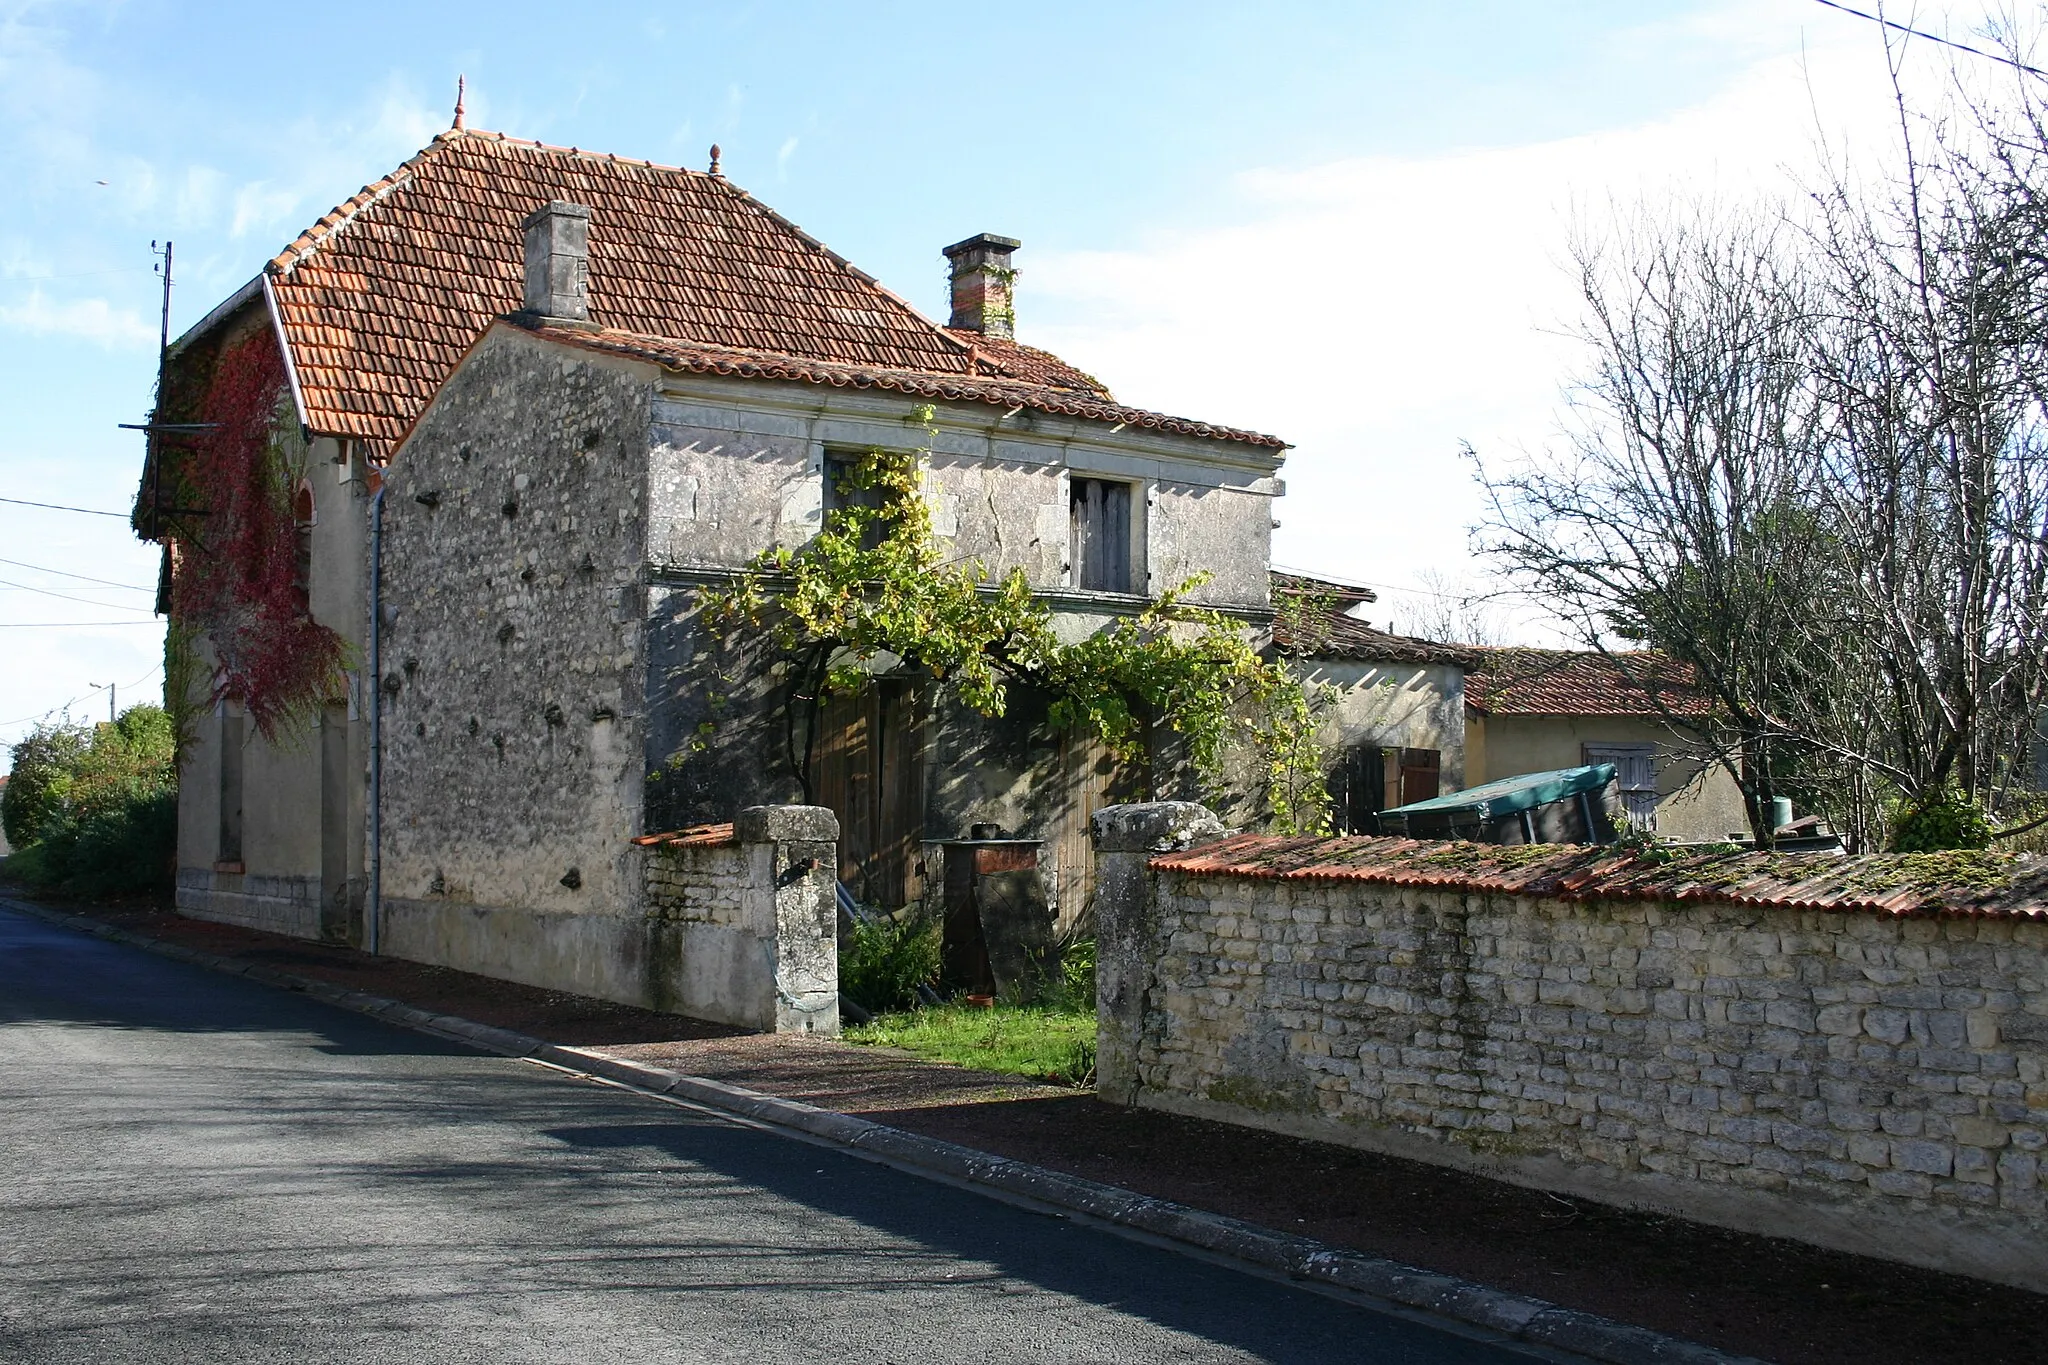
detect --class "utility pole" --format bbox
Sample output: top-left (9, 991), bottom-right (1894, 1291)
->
top-left (153, 239), bottom-right (172, 358)
top-left (149, 240), bottom-right (172, 533)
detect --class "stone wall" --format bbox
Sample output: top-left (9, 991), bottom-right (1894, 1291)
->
top-left (637, 806), bottom-right (840, 1034)
top-left (1093, 804), bottom-right (2048, 1291)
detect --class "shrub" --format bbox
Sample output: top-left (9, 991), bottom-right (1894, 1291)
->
top-left (4, 706), bottom-right (177, 896)
top-left (1890, 785), bottom-right (1995, 853)
top-left (839, 910), bottom-right (941, 1014)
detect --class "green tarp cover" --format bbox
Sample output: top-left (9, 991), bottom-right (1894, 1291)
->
top-left (1381, 763), bottom-right (1616, 822)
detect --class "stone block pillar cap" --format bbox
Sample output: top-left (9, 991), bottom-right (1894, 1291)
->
top-left (1091, 801), bottom-right (1227, 854)
top-left (737, 804), bottom-right (840, 844)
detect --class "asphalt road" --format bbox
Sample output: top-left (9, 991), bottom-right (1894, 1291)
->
top-left (0, 904), bottom-right (1532, 1364)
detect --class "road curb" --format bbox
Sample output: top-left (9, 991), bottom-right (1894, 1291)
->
top-left (3, 897), bottom-right (1760, 1365)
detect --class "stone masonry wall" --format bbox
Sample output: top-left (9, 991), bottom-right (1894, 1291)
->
top-left (643, 839), bottom-right (749, 927)
top-left (1097, 816), bottom-right (2048, 1289)
top-left (636, 806), bottom-right (840, 1033)
top-left (376, 326), bottom-right (658, 1006)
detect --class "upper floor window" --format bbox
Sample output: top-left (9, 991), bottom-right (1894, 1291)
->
top-left (1071, 477), bottom-right (1133, 593)
top-left (824, 453), bottom-right (893, 551)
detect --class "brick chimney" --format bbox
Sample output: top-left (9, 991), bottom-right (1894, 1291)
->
top-left (943, 233), bottom-right (1020, 339)
top-left (521, 200), bottom-right (592, 324)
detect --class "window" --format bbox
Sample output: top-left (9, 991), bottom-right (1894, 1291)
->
top-left (1071, 477), bottom-right (1133, 592)
top-left (292, 482), bottom-right (316, 610)
top-left (824, 454), bottom-right (891, 550)
top-left (1584, 742), bottom-right (1658, 829)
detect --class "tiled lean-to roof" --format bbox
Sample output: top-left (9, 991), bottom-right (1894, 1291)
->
top-left (199, 126), bottom-right (1274, 460)
top-left (1464, 647), bottom-right (1714, 718)
top-left (1268, 572), bottom-right (1481, 667)
top-left (1151, 833), bottom-right (2048, 920)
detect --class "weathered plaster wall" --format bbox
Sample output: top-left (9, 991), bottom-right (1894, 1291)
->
top-left (1306, 659), bottom-right (1467, 790)
top-left (1468, 713), bottom-right (1747, 842)
top-left (377, 326), bottom-right (659, 1006)
top-left (644, 376), bottom-right (1282, 607)
top-left (174, 343), bottom-right (371, 941)
top-left (637, 376), bottom-right (1282, 842)
top-left (1096, 811), bottom-right (2048, 1290)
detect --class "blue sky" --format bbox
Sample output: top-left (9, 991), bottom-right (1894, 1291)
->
top-left (0, 0), bottom-right (1995, 761)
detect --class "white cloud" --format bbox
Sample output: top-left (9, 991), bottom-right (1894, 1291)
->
top-left (777, 135), bottom-right (799, 180)
top-left (1023, 5), bottom-right (1980, 637)
top-left (0, 288), bottom-right (155, 346)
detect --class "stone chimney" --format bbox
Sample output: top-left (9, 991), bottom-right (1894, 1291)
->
top-left (521, 200), bottom-right (592, 324)
top-left (943, 233), bottom-right (1020, 339)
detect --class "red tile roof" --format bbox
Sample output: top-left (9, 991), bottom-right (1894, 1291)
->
top-left (631, 822), bottom-right (737, 849)
top-left (217, 126), bottom-right (1274, 460)
top-left (1150, 832), bottom-right (2048, 919)
top-left (1464, 648), bottom-right (1713, 718)
top-left (943, 330), bottom-right (1111, 397)
top-left (519, 321), bottom-right (1287, 449)
top-left (1269, 572), bottom-right (1479, 667)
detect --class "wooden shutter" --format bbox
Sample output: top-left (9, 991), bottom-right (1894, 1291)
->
top-left (1072, 478), bottom-right (1132, 592)
top-left (1398, 747), bottom-right (1441, 806)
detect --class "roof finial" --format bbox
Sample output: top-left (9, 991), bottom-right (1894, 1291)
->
top-left (452, 75), bottom-right (466, 130)
top-left (708, 144), bottom-right (722, 177)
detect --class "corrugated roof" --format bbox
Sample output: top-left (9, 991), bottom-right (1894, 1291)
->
top-left (1270, 571), bottom-right (1480, 666)
top-left (1150, 832), bottom-right (2048, 919)
top-left (221, 126), bottom-right (1271, 461)
top-left (1465, 647), bottom-right (1713, 717)
top-left (521, 321), bottom-right (1288, 449)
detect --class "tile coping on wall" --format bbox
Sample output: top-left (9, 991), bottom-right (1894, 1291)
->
top-left (631, 822), bottom-right (738, 849)
top-left (1151, 833), bottom-right (2048, 919)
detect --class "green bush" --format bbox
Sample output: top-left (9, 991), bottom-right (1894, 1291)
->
top-left (1890, 785), bottom-right (1995, 852)
top-left (4, 706), bottom-right (177, 896)
top-left (2, 722), bottom-right (90, 848)
top-left (839, 911), bottom-right (942, 1013)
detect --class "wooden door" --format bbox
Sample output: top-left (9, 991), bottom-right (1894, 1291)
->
top-left (1051, 728), bottom-right (1143, 935)
top-left (810, 680), bottom-right (925, 910)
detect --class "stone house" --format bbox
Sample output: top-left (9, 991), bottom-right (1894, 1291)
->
top-left (1464, 647), bottom-right (1748, 840)
top-left (1268, 571), bottom-right (1476, 833)
top-left (135, 121), bottom-right (1289, 1011)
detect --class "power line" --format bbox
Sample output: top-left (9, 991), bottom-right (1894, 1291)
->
top-left (0, 620), bottom-right (160, 628)
top-left (0, 495), bottom-right (129, 518)
top-left (1, 267), bottom-right (154, 283)
top-left (0, 577), bottom-right (152, 611)
top-left (0, 556), bottom-right (153, 591)
top-left (0, 667), bottom-right (164, 733)
top-left (1810, 0), bottom-right (2048, 80)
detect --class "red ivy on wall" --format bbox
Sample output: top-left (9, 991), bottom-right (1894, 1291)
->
top-left (169, 329), bottom-right (345, 740)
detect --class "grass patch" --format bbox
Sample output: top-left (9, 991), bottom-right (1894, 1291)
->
top-left (846, 1002), bottom-right (1097, 1087)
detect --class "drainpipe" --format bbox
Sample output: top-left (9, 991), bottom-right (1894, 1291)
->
top-left (367, 482), bottom-right (385, 955)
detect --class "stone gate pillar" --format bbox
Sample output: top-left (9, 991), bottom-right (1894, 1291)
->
top-left (1090, 801), bottom-right (1226, 1103)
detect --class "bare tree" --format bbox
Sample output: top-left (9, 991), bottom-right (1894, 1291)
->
top-left (1479, 203), bottom-right (1839, 843)
top-left (1397, 568), bottom-right (1514, 647)
top-left (1799, 29), bottom-right (2048, 835)
top-left (1478, 26), bottom-right (2048, 848)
